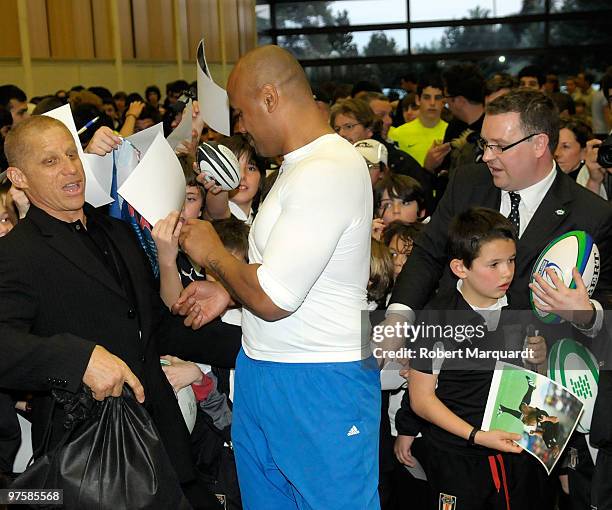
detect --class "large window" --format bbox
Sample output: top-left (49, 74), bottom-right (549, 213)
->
top-left (257, 0), bottom-right (612, 87)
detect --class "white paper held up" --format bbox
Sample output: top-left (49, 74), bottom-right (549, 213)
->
top-left (166, 101), bottom-right (194, 150)
top-left (117, 133), bottom-right (186, 226)
top-left (196, 39), bottom-right (230, 136)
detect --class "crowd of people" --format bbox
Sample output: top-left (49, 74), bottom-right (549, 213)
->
top-left (0, 48), bottom-right (612, 510)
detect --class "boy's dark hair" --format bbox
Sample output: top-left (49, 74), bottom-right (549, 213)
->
top-left (400, 92), bottom-right (418, 112)
top-left (449, 207), bottom-right (516, 269)
top-left (167, 80), bottom-right (189, 96)
top-left (126, 92), bottom-right (144, 105)
top-left (486, 89), bottom-right (560, 153)
top-left (136, 103), bottom-right (162, 123)
top-left (518, 65), bottom-right (545, 88)
top-left (88, 86), bottom-right (113, 102)
top-left (145, 85), bottom-right (161, 100)
top-left (112, 91), bottom-right (127, 102)
top-left (485, 73), bottom-right (515, 95)
top-left (374, 174), bottom-right (425, 215)
top-left (443, 64), bottom-right (485, 104)
top-left (212, 218), bottom-right (250, 262)
top-left (383, 221), bottom-right (424, 248)
top-left (0, 85), bottom-right (27, 107)
top-left (178, 154), bottom-right (200, 187)
top-left (600, 72), bottom-right (612, 101)
top-left (32, 96), bottom-right (66, 115)
top-left (417, 75), bottom-right (445, 97)
top-left (559, 118), bottom-right (593, 148)
top-left (351, 80), bottom-right (382, 97)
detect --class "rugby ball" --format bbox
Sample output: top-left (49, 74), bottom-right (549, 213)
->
top-left (196, 141), bottom-right (241, 191)
top-left (530, 231), bottom-right (599, 324)
top-left (548, 338), bottom-right (599, 434)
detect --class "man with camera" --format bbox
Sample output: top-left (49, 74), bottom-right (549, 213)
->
top-left (583, 72), bottom-right (612, 200)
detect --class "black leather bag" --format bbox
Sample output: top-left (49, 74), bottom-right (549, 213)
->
top-left (11, 386), bottom-right (192, 510)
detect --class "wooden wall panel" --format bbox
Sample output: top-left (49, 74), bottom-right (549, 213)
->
top-left (223, 0), bottom-right (240, 62)
top-left (132, 0), bottom-right (175, 59)
top-left (186, 0), bottom-right (220, 62)
top-left (91, 0), bottom-right (113, 58)
top-left (177, 0), bottom-right (190, 62)
top-left (47, 0), bottom-right (95, 58)
top-left (118, 0), bottom-right (134, 59)
top-left (237, 0), bottom-right (256, 56)
top-left (0, 0), bottom-right (21, 57)
top-left (27, 0), bottom-right (50, 58)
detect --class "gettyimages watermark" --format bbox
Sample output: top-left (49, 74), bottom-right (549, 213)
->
top-left (360, 309), bottom-right (612, 371)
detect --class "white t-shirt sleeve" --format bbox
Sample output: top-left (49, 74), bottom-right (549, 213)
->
top-left (256, 159), bottom-right (355, 312)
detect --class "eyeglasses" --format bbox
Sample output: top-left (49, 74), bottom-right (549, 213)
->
top-left (476, 133), bottom-right (542, 155)
top-left (334, 122), bottom-right (362, 133)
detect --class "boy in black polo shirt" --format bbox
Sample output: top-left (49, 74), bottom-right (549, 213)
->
top-left (407, 207), bottom-right (537, 510)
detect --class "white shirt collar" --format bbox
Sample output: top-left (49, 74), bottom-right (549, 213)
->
top-left (456, 279), bottom-right (508, 312)
top-left (501, 162), bottom-right (557, 215)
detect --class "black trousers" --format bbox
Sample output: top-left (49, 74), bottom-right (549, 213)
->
top-left (0, 393), bottom-right (20, 474)
top-left (423, 441), bottom-right (555, 510)
top-left (592, 449), bottom-right (612, 510)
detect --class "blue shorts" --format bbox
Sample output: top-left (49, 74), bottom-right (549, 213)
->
top-left (232, 349), bottom-right (381, 510)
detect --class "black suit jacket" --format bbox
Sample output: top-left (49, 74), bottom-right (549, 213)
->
top-left (0, 205), bottom-right (242, 483)
top-left (391, 163), bottom-right (612, 312)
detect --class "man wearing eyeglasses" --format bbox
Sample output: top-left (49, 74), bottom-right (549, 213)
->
top-left (387, 89), bottom-right (612, 510)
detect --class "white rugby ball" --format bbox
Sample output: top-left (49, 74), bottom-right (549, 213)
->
top-left (548, 338), bottom-right (599, 434)
top-left (196, 141), bottom-right (241, 191)
top-left (530, 231), bottom-right (599, 324)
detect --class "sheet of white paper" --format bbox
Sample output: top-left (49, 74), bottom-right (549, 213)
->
top-left (13, 414), bottom-right (32, 473)
top-left (82, 152), bottom-right (113, 194)
top-left (196, 40), bottom-right (230, 136)
top-left (404, 458), bottom-right (427, 481)
top-left (43, 104), bottom-right (113, 207)
top-left (166, 101), bottom-right (194, 150)
top-left (127, 122), bottom-right (164, 155)
top-left (117, 133), bottom-right (186, 226)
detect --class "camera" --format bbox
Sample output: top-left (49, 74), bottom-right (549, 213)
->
top-left (596, 134), bottom-right (612, 168)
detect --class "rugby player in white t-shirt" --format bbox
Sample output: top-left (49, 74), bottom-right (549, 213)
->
top-left (177, 45), bottom-right (381, 509)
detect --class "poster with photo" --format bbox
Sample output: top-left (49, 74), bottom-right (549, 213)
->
top-left (482, 361), bottom-right (583, 474)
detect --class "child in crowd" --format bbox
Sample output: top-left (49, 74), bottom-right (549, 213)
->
top-left (152, 155), bottom-right (207, 308)
top-left (367, 239), bottom-right (394, 311)
top-left (404, 207), bottom-right (539, 510)
top-left (372, 174), bottom-right (427, 240)
top-left (383, 221), bottom-right (424, 281)
top-left (203, 135), bottom-right (266, 225)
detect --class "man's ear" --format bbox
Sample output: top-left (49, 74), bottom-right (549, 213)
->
top-left (533, 133), bottom-right (550, 158)
top-left (6, 167), bottom-right (28, 190)
top-left (450, 258), bottom-right (468, 280)
top-left (260, 84), bottom-right (279, 113)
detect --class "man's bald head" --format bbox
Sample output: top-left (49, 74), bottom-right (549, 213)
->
top-left (228, 45), bottom-right (312, 103)
top-left (5, 116), bottom-right (71, 170)
top-left (227, 45), bottom-right (332, 157)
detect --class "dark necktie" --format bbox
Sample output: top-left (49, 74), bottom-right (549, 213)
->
top-left (508, 192), bottom-right (521, 236)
